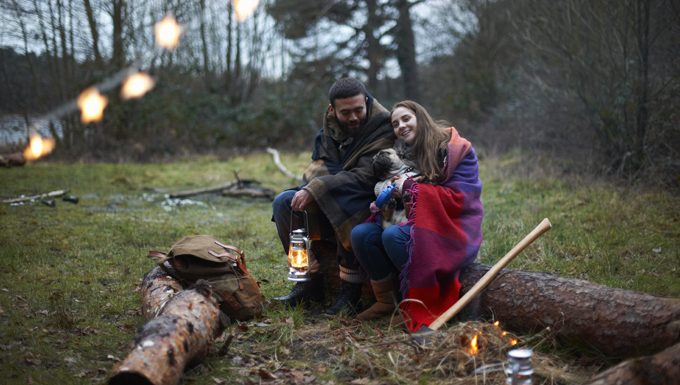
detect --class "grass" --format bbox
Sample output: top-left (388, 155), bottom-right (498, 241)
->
top-left (0, 150), bottom-right (678, 385)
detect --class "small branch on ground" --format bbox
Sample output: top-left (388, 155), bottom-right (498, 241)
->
top-left (168, 177), bottom-right (275, 200)
top-left (2, 189), bottom-right (69, 204)
top-left (168, 182), bottom-right (238, 199)
top-left (266, 147), bottom-right (302, 182)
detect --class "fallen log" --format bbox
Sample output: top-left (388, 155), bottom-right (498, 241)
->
top-left (169, 181), bottom-right (238, 199)
top-left (169, 179), bottom-right (275, 200)
top-left (109, 281), bottom-right (225, 385)
top-left (584, 342), bottom-right (680, 385)
top-left (221, 186), bottom-right (275, 200)
top-left (0, 152), bottom-right (25, 167)
top-left (140, 265), bottom-right (183, 320)
top-left (459, 263), bottom-right (680, 358)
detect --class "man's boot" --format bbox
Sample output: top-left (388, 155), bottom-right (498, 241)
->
top-left (325, 280), bottom-right (363, 315)
top-left (356, 276), bottom-right (396, 321)
top-left (272, 274), bottom-right (324, 307)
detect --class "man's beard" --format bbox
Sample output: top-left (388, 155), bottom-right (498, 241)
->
top-left (337, 118), bottom-right (364, 137)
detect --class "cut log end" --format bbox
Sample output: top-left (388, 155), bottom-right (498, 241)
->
top-left (108, 372), bottom-right (154, 385)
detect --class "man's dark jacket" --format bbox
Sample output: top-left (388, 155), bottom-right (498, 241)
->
top-left (302, 96), bottom-right (395, 251)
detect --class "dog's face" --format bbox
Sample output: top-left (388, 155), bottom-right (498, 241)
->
top-left (372, 148), bottom-right (404, 180)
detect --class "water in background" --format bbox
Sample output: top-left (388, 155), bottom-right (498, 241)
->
top-left (0, 115), bottom-right (64, 150)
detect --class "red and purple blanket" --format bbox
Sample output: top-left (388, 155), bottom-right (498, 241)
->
top-left (399, 127), bottom-right (484, 332)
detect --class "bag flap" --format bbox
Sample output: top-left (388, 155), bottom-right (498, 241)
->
top-left (170, 235), bottom-right (239, 263)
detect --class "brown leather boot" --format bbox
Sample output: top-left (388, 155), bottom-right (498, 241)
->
top-left (356, 276), bottom-right (396, 321)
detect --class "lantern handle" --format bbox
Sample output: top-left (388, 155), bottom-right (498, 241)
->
top-left (290, 209), bottom-right (310, 233)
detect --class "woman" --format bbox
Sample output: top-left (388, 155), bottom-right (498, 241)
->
top-left (351, 100), bottom-right (484, 332)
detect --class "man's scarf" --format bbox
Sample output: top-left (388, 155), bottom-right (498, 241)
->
top-left (302, 96), bottom-right (395, 251)
top-left (399, 127), bottom-right (484, 332)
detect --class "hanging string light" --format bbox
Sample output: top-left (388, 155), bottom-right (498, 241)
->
top-left (21, 2), bottom-right (259, 161)
top-left (77, 87), bottom-right (108, 124)
top-left (234, 0), bottom-right (260, 22)
top-left (154, 14), bottom-right (183, 50)
top-left (121, 72), bottom-right (156, 100)
top-left (23, 133), bottom-right (56, 161)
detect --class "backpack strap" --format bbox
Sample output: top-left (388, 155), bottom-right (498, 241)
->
top-left (213, 240), bottom-right (248, 271)
top-left (148, 250), bottom-right (170, 264)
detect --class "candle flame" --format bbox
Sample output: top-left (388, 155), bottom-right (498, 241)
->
top-left (77, 87), bottom-right (108, 123)
top-left (23, 133), bottom-right (55, 161)
top-left (121, 72), bottom-right (155, 99)
top-left (154, 15), bottom-right (182, 49)
top-left (233, 0), bottom-right (259, 22)
top-left (469, 334), bottom-right (479, 355)
top-left (288, 248), bottom-right (309, 270)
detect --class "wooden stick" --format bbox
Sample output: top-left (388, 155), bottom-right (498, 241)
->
top-left (168, 181), bottom-right (237, 199)
top-left (266, 147), bottom-right (302, 182)
top-left (2, 189), bottom-right (68, 204)
top-left (428, 218), bottom-right (552, 330)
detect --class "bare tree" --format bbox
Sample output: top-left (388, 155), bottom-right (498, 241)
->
top-left (83, 0), bottom-right (103, 66)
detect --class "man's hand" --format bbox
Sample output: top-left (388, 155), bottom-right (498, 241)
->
top-left (291, 189), bottom-right (314, 211)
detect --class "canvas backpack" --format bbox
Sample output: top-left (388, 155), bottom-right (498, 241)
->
top-left (148, 235), bottom-right (265, 321)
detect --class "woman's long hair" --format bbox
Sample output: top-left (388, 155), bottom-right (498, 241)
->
top-left (391, 100), bottom-right (451, 182)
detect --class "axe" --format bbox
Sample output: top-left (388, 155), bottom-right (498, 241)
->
top-left (413, 218), bottom-right (552, 340)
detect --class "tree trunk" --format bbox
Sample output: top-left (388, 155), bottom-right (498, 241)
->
top-left (83, 0), bottom-right (103, 66)
top-left (633, 0), bottom-right (650, 171)
top-left (364, 0), bottom-right (382, 92)
top-left (109, 274), bottom-right (225, 385)
top-left (111, 0), bottom-right (124, 68)
top-left (199, 0), bottom-right (211, 89)
top-left (394, 0), bottom-right (419, 100)
top-left (459, 264), bottom-right (680, 358)
top-left (584, 342), bottom-right (680, 385)
top-left (225, 0), bottom-right (233, 90)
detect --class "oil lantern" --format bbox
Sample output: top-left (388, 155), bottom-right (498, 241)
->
top-left (287, 211), bottom-right (311, 281)
top-left (505, 348), bottom-right (533, 385)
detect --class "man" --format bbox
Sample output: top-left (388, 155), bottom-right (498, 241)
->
top-left (272, 77), bottom-right (395, 315)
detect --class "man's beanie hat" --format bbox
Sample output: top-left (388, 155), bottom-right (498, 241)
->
top-left (329, 77), bottom-right (368, 105)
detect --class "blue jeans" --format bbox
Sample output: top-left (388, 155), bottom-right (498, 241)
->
top-left (351, 222), bottom-right (412, 281)
top-left (272, 189), bottom-right (359, 271)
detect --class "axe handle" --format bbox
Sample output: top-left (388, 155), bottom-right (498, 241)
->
top-left (428, 218), bottom-right (552, 331)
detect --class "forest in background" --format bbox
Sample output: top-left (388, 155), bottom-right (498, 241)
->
top-left (1, 0), bottom-right (678, 187)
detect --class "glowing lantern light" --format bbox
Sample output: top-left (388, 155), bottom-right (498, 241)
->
top-left (154, 15), bottom-right (182, 50)
top-left (233, 0), bottom-right (259, 22)
top-left (469, 334), bottom-right (479, 355)
top-left (77, 87), bottom-right (108, 123)
top-left (121, 72), bottom-right (155, 99)
top-left (287, 211), bottom-right (312, 281)
top-left (23, 133), bottom-right (55, 161)
top-left (288, 228), bottom-right (311, 281)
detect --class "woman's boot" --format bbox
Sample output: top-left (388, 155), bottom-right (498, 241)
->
top-left (356, 276), bottom-right (396, 321)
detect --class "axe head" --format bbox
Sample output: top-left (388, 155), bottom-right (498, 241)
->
top-left (411, 325), bottom-right (435, 348)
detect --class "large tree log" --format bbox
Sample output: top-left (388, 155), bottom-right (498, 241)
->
top-left (140, 265), bottom-right (183, 320)
top-left (109, 279), bottom-right (225, 385)
top-left (584, 342), bottom-right (680, 385)
top-left (459, 264), bottom-right (680, 358)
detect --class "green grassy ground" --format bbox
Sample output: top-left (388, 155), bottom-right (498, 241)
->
top-left (0, 151), bottom-right (678, 384)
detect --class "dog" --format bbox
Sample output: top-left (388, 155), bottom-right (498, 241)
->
top-left (371, 148), bottom-right (419, 228)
